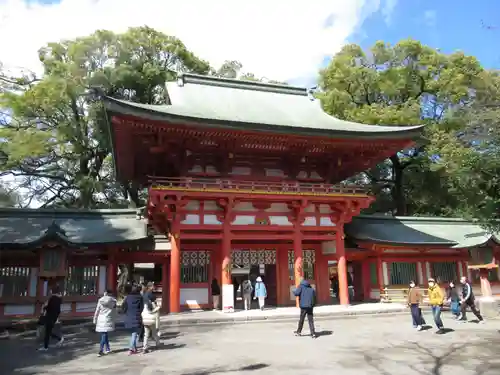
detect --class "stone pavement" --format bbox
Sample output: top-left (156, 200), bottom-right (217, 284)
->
top-left (2, 312), bottom-right (500, 375)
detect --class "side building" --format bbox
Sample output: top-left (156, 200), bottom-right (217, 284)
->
top-left (0, 209), bottom-right (498, 319)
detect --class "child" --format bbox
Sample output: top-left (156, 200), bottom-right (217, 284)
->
top-left (253, 277), bottom-right (267, 311)
top-left (141, 292), bottom-right (161, 353)
top-left (122, 284), bottom-right (144, 355)
top-left (93, 289), bottom-right (117, 357)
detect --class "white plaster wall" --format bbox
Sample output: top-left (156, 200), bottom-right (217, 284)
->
top-left (99, 266), bottom-right (106, 295)
top-left (302, 217), bottom-right (317, 226)
top-left (204, 215), bottom-right (222, 225)
top-left (181, 288), bottom-right (209, 305)
top-left (185, 200), bottom-right (200, 210)
top-left (29, 268), bottom-right (38, 297)
top-left (265, 169), bottom-right (285, 177)
top-left (234, 202), bottom-right (257, 212)
top-left (61, 303), bottom-right (72, 313)
top-left (382, 262), bottom-right (389, 286)
top-left (269, 216), bottom-right (292, 226)
top-left (319, 217), bottom-right (335, 226)
top-left (232, 216), bottom-right (255, 225)
top-left (182, 214), bottom-right (201, 225)
top-left (76, 302), bottom-right (97, 313)
top-left (266, 203), bottom-right (289, 213)
top-left (370, 289), bottom-right (381, 300)
top-left (318, 204), bottom-right (332, 213)
top-left (4, 304), bottom-right (35, 316)
top-left (204, 201), bottom-right (222, 211)
top-left (230, 166), bottom-right (251, 175)
top-left (304, 204), bottom-right (315, 213)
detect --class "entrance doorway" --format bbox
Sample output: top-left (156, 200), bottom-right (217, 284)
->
top-left (231, 250), bottom-right (277, 310)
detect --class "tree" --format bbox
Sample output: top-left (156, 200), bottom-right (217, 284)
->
top-left (0, 27), bottom-right (211, 208)
top-left (319, 39), bottom-right (485, 215)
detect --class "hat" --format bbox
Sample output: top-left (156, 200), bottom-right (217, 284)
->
top-left (256, 276), bottom-right (262, 282)
top-left (428, 278), bottom-right (435, 282)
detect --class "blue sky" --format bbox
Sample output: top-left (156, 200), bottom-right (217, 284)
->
top-left (348, 0), bottom-right (499, 69)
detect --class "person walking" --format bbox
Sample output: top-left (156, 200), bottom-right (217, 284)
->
top-left (241, 278), bottom-right (253, 310)
top-left (141, 293), bottom-right (161, 354)
top-left (293, 279), bottom-right (317, 339)
top-left (458, 276), bottom-right (484, 323)
top-left (427, 278), bottom-right (445, 334)
top-left (407, 280), bottom-right (424, 331)
top-left (93, 289), bottom-right (117, 357)
top-left (446, 281), bottom-right (461, 320)
top-left (211, 278), bottom-right (221, 310)
top-left (254, 277), bottom-right (267, 311)
top-left (122, 284), bottom-right (144, 355)
top-left (38, 286), bottom-right (64, 351)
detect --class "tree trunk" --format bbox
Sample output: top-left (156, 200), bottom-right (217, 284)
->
top-left (390, 155), bottom-right (406, 216)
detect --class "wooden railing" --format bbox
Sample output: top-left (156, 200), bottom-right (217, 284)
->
top-left (148, 176), bottom-right (370, 196)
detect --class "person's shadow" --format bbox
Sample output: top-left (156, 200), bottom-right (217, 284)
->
top-left (315, 330), bottom-right (333, 337)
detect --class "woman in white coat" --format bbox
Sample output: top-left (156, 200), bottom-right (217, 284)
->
top-left (93, 290), bottom-right (117, 357)
top-left (141, 297), bottom-right (161, 353)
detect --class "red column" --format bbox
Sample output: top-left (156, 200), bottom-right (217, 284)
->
top-left (361, 261), bottom-right (371, 302)
top-left (336, 229), bottom-right (349, 305)
top-left (221, 227), bottom-right (232, 311)
top-left (169, 232), bottom-right (181, 313)
top-left (293, 229), bottom-right (303, 307)
top-left (376, 255), bottom-right (384, 297)
top-left (107, 251), bottom-right (117, 294)
top-left (161, 256), bottom-right (169, 314)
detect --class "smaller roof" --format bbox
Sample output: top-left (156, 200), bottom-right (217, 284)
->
top-left (101, 73), bottom-right (423, 140)
top-left (0, 208), bottom-right (149, 248)
top-left (345, 215), bottom-right (499, 248)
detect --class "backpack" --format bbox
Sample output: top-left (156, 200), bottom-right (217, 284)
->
top-left (243, 280), bottom-right (253, 294)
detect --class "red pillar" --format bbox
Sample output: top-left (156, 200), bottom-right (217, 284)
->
top-left (161, 256), bottom-right (169, 314)
top-left (361, 260), bottom-right (371, 302)
top-left (107, 251), bottom-right (117, 294)
top-left (336, 229), bottom-right (349, 305)
top-left (376, 255), bottom-right (384, 297)
top-left (169, 232), bottom-right (181, 313)
top-left (293, 228), bottom-right (303, 307)
top-left (221, 227), bottom-right (232, 310)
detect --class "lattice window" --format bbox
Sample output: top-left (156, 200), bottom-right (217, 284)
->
top-left (64, 266), bottom-right (99, 296)
top-left (288, 250), bottom-right (315, 281)
top-left (389, 262), bottom-right (417, 285)
top-left (232, 250), bottom-right (276, 266)
top-left (431, 262), bottom-right (457, 284)
top-left (181, 251), bottom-right (210, 283)
top-left (0, 267), bottom-right (30, 297)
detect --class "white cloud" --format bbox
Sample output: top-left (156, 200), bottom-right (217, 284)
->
top-left (382, 0), bottom-right (398, 26)
top-left (0, 0), bottom-right (382, 83)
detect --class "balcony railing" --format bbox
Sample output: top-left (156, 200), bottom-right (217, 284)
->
top-left (148, 176), bottom-right (369, 196)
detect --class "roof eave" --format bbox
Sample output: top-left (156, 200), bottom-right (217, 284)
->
top-left (102, 96), bottom-right (424, 140)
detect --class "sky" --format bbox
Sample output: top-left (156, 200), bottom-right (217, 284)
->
top-left (1, 0), bottom-right (497, 88)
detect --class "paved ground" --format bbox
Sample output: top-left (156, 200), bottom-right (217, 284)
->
top-left (2, 313), bottom-right (500, 375)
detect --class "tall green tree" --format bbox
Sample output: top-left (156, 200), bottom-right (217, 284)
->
top-left (0, 27), bottom-right (210, 208)
top-left (319, 39), bottom-right (485, 215)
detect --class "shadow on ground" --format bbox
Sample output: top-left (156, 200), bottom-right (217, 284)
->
top-left (0, 329), bottom-right (184, 375)
top-left (181, 363), bottom-right (270, 375)
top-left (337, 330), bottom-right (500, 375)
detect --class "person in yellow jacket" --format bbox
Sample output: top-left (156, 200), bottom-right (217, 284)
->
top-left (428, 278), bottom-right (445, 334)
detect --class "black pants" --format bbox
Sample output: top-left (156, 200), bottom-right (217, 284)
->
top-left (297, 307), bottom-right (315, 335)
top-left (43, 320), bottom-right (62, 349)
top-left (460, 300), bottom-right (483, 321)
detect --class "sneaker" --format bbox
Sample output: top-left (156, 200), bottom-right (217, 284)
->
top-left (97, 352), bottom-right (104, 357)
top-left (417, 325), bottom-right (422, 331)
top-left (294, 331), bottom-right (301, 337)
top-left (38, 347), bottom-right (48, 352)
top-left (311, 334), bottom-right (317, 339)
top-left (55, 337), bottom-right (65, 347)
top-left (457, 319), bottom-right (467, 323)
top-left (479, 320), bottom-right (485, 324)
top-left (104, 349), bottom-right (112, 354)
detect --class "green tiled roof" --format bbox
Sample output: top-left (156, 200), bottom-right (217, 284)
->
top-left (101, 74), bottom-right (424, 140)
top-left (0, 208), bottom-right (149, 247)
top-left (345, 215), bottom-right (499, 248)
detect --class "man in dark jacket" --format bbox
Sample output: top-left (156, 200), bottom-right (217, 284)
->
top-left (293, 280), bottom-right (317, 338)
top-left (39, 285), bottom-right (64, 351)
top-left (459, 276), bottom-right (484, 323)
